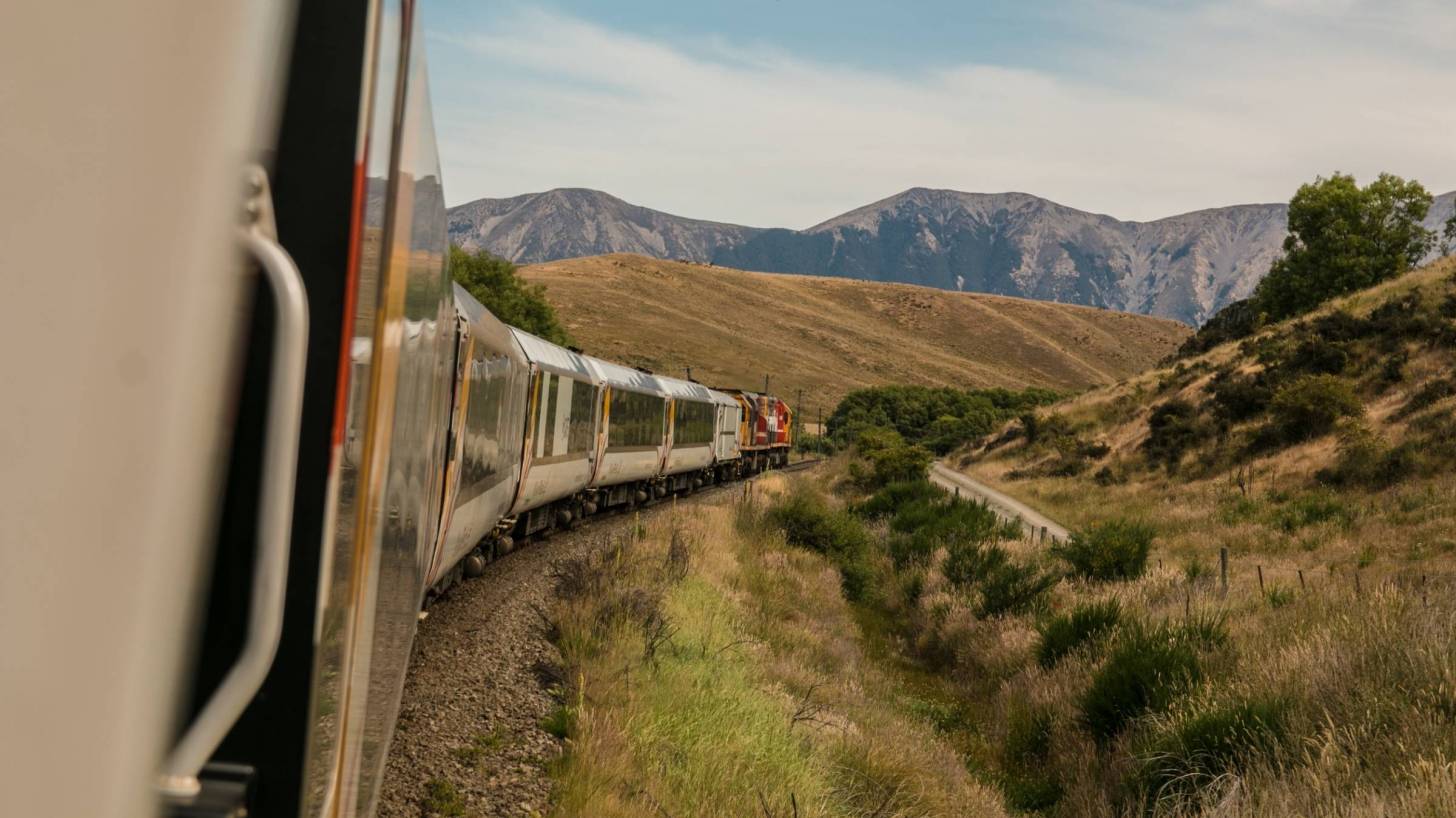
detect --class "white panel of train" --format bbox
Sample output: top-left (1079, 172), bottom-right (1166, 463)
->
top-left (586, 357), bottom-right (671, 486)
top-left (708, 388), bottom-right (743, 464)
top-left (657, 375), bottom-right (721, 476)
top-left (508, 328), bottom-right (602, 515)
top-left (428, 285), bottom-right (532, 587)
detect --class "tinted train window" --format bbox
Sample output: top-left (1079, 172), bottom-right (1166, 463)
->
top-left (567, 378), bottom-right (595, 453)
top-left (458, 348), bottom-right (511, 502)
top-left (608, 389), bottom-right (664, 449)
top-left (673, 400), bottom-right (715, 446)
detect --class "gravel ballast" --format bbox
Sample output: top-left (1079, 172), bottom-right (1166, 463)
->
top-left (375, 503), bottom-right (681, 818)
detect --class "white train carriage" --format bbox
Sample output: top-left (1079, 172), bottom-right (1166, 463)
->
top-left (709, 387), bottom-right (744, 478)
top-left (427, 285), bottom-right (533, 587)
top-left (657, 376), bottom-right (736, 492)
top-left (585, 356), bottom-right (672, 507)
top-left (507, 327), bottom-right (603, 537)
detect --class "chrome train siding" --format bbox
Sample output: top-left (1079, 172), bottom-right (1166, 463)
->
top-left (430, 287), bottom-right (531, 587)
top-left (300, 2), bottom-right (457, 815)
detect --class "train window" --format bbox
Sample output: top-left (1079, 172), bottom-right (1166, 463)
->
top-left (673, 400), bottom-right (714, 446)
top-left (566, 378), bottom-right (595, 453)
top-left (539, 373), bottom-right (559, 457)
top-left (457, 349), bottom-right (511, 502)
top-left (608, 389), bottom-right (664, 449)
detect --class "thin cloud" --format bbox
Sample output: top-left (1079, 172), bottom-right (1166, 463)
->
top-left (430, 4), bottom-right (1456, 227)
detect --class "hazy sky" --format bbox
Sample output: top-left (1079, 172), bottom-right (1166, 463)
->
top-left (424, 0), bottom-right (1455, 228)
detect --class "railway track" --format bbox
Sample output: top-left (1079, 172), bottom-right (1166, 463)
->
top-left (378, 460), bottom-right (822, 816)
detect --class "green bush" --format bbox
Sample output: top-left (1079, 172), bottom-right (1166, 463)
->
top-left (1267, 375), bottom-right (1362, 442)
top-left (1020, 411), bottom-right (1074, 446)
top-left (827, 385), bottom-right (1059, 449)
top-left (942, 541), bottom-right (1009, 589)
top-left (1131, 697), bottom-right (1287, 801)
top-left (1316, 425), bottom-right (1416, 489)
top-left (1207, 371), bottom-right (1273, 422)
top-left (1079, 622), bottom-right (1213, 743)
top-left (853, 479), bottom-right (944, 519)
top-left (1053, 519), bottom-right (1156, 582)
top-left (1142, 399), bottom-right (1207, 472)
top-left (1035, 600), bottom-right (1122, 669)
top-left (766, 487), bottom-right (875, 600)
top-left (1175, 298), bottom-right (1259, 358)
top-left (977, 562), bottom-right (1057, 618)
top-left (852, 437), bottom-right (933, 489)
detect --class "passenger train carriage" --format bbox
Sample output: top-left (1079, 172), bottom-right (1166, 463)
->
top-left (1, 2), bottom-right (793, 818)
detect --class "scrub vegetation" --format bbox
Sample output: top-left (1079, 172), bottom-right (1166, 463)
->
top-left (931, 253), bottom-right (1456, 815)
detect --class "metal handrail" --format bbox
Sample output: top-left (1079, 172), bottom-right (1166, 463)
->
top-left (159, 203), bottom-right (309, 799)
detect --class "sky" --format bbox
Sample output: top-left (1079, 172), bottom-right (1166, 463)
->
top-left (423, 0), bottom-right (1455, 228)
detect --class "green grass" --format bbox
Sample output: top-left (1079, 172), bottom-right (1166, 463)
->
top-left (422, 778), bottom-right (466, 817)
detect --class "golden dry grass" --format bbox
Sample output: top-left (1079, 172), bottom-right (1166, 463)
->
top-left (546, 477), bottom-right (1008, 818)
top-left (520, 254), bottom-right (1190, 410)
top-left (920, 256), bottom-right (1456, 816)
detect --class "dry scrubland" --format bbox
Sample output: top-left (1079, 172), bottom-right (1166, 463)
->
top-left (520, 254), bottom-right (1189, 408)
top-left (933, 256), bottom-right (1456, 815)
top-left (543, 477), bottom-right (1009, 818)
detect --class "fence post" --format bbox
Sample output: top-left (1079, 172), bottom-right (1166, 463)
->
top-left (1298, 569), bottom-right (1306, 591)
top-left (1219, 547), bottom-right (1229, 598)
top-left (1040, 526), bottom-right (1048, 546)
top-left (1257, 564), bottom-right (1265, 596)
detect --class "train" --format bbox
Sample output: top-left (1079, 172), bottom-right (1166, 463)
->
top-left (1, 2), bottom-right (795, 817)
top-left (426, 284), bottom-right (794, 600)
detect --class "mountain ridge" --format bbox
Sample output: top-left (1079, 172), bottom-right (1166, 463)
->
top-left (449, 186), bottom-right (1455, 326)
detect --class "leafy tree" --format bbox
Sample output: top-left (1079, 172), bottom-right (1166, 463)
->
top-left (450, 246), bottom-right (574, 347)
top-left (1443, 211), bottom-right (1456, 257)
top-left (1253, 173), bottom-right (1434, 322)
top-left (827, 385), bottom-right (1059, 452)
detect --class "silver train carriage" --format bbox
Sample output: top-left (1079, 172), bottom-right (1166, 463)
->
top-left (0, 1), bottom-right (780, 816)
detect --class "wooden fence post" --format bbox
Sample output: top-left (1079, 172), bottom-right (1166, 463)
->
top-left (1257, 564), bottom-right (1265, 596)
top-left (1219, 547), bottom-right (1229, 598)
top-left (1298, 569), bottom-right (1306, 591)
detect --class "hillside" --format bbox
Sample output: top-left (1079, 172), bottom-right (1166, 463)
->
top-left (450, 187), bottom-right (1456, 326)
top-left (517, 254), bottom-right (1191, 412)
top-left (928, 255), bottom-right (1456, 812)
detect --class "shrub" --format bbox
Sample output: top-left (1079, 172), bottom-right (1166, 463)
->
top-left (1020, 411), bottom-right (1074, 446)
top-left (1035, 600), bottom-right (1122, 669)
top-left (854, 479), bottom-right (944, 519)
top-left (1175, 297), bottom-right (1259, 358)
top-left (862, 441), bottom-right (933, 488)
top-left (1207, 371), bottom-right (1273, 422)
top-left (977, 562), bottom-right (1057, 618)
top-left (766, 487), bottom-right (875, 600)
top-left (1401, 377), bottom-right (1456, 417)
top-left (1079, 621), bottom-right (1217, 742)
top-left (1267, 375), bottom-right (1362, 442)
top-left (1143, 399), bottom-right (1207, 471)
top-left (942, 541), bottom-right (1009, 589)
top-left (1131, 697), bottom-right (1287, 801)
top-left (1054, 519), bottom-right (1156, 582)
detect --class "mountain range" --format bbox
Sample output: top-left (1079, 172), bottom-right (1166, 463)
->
top-left (447, 187), bottom-right (1456, 326)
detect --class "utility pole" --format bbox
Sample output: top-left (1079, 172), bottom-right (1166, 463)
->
top-left (763, 374), bottom-right (770, 394)
top-left (685, 365), bottom-right (693, 382)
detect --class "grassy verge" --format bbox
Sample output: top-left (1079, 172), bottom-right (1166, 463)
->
top-left (545, 477), bottom-right (1007, 818)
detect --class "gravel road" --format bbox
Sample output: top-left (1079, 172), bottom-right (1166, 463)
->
top-left (930, 462), bottom-right (1070, 542)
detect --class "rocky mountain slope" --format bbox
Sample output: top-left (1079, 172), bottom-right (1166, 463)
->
top-left (450, 187), bottom-right (1455, 326)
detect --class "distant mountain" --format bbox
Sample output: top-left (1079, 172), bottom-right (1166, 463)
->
top-left (448, 187), bottom-right (1456, 326)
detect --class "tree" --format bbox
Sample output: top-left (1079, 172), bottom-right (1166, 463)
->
top-left (1443, 210), bottom-right (1456, 257)
top-left (1253, 173), bottom-right (1434, 322)
top-left (450, 246), bottom-right (574, 347)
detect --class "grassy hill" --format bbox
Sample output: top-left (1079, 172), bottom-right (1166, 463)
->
top-left (931, 255), bottom-right (1456, 813)
top-left (518, 254), bottom-right (1191, 413)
